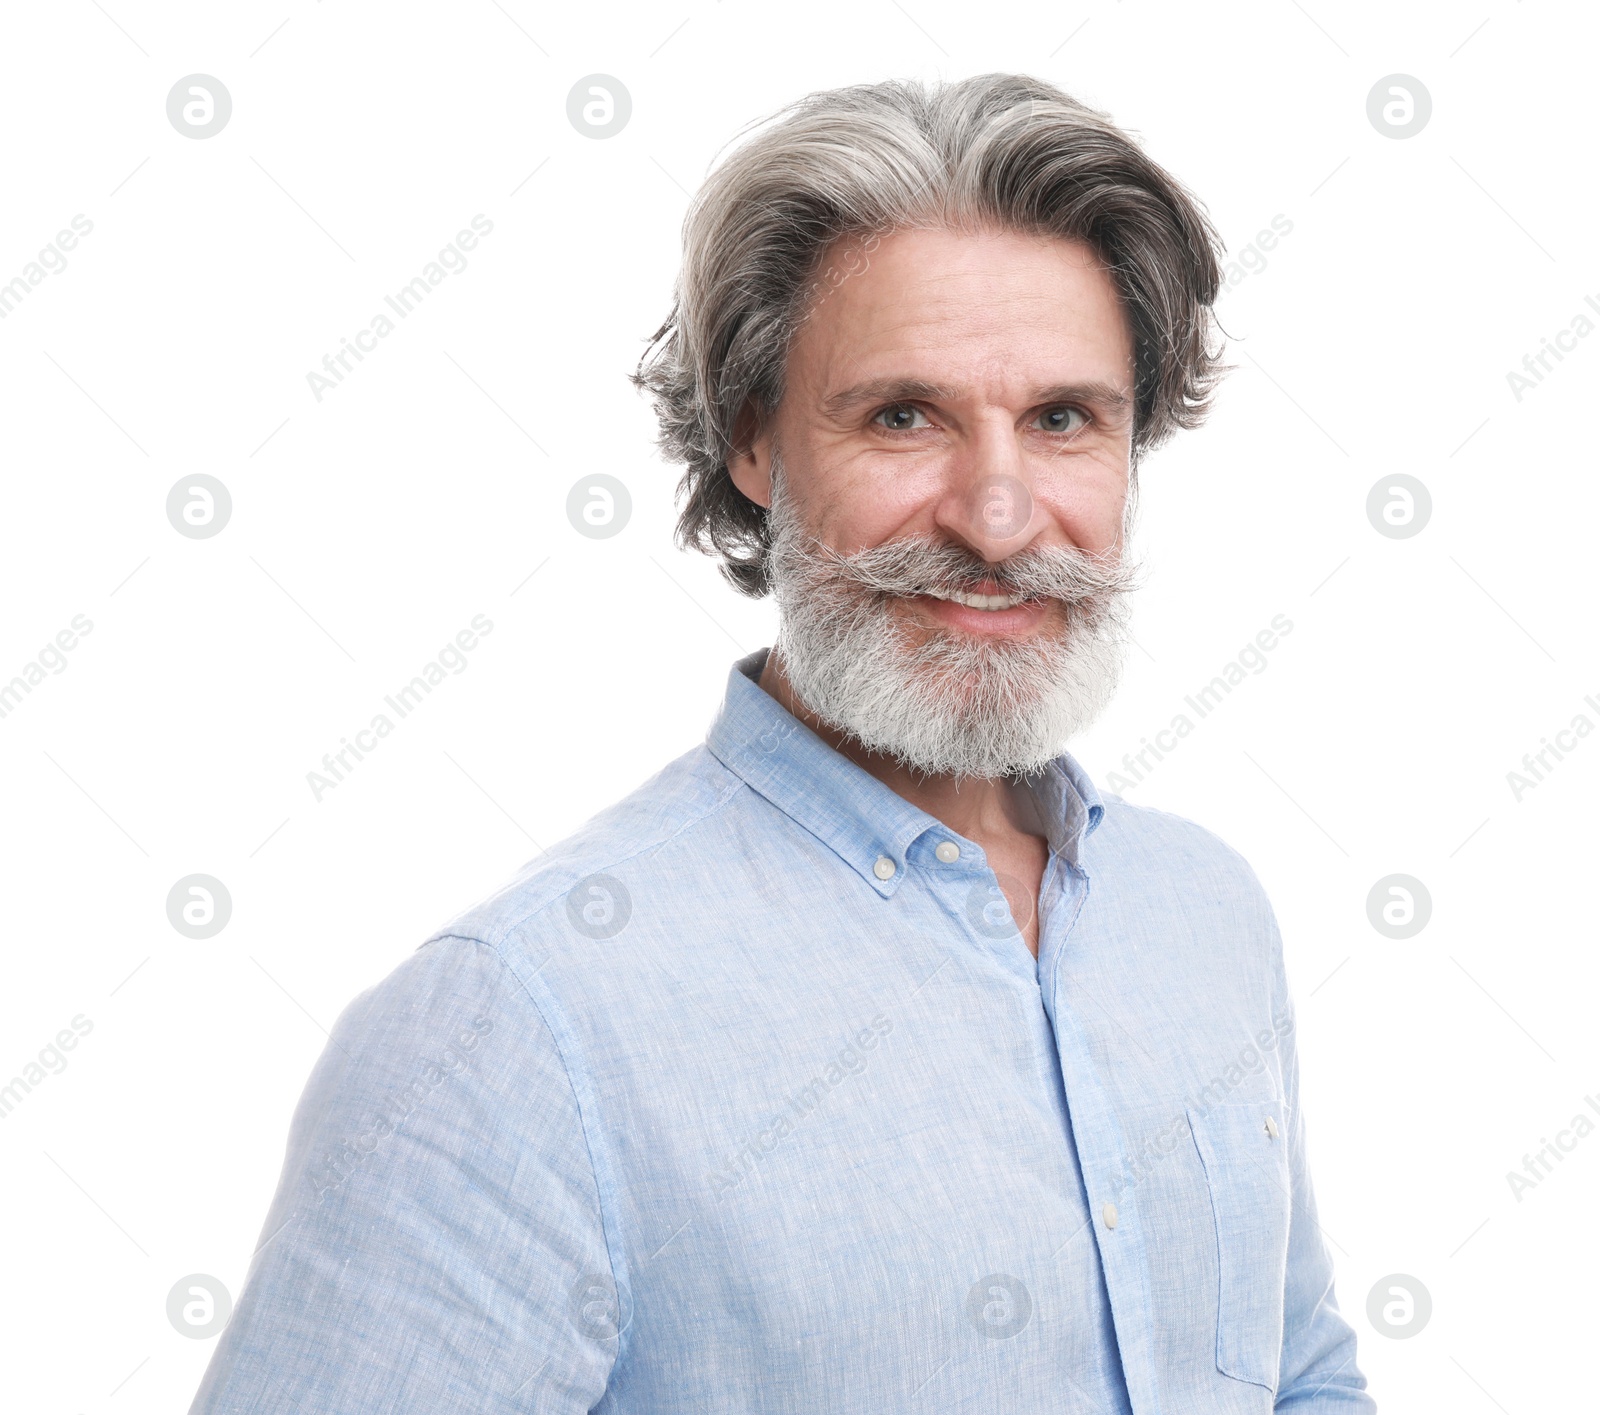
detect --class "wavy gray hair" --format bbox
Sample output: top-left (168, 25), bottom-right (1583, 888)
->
top-left (631, 72), bottom-right (1227, 598)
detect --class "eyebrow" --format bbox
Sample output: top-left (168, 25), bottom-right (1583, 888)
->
top-left (818, 377), bottom-right (1133, 421)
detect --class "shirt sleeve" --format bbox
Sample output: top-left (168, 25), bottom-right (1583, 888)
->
top-left (1270, 934), bottom-right (1377, 1412)
top-left (187, 933), bottom-right (624, 1414)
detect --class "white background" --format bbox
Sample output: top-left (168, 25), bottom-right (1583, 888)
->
top-left (1, 1), bottom-right (1595, 1409)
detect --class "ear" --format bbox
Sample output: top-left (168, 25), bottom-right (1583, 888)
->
top-left (726, 401), bottom-right (774, 510)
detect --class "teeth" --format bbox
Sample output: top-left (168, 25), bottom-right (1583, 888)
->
top-left (926, 589), bottom-right (1028, 611)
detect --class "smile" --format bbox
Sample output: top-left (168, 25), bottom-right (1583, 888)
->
top-left (922, 588), bottom-right (1032, 611)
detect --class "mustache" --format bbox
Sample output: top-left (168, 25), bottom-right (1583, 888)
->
top-left (801, 532), bottom-right (1142, 606)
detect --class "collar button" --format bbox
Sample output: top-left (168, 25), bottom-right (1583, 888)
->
top-left (872, 855), bottom-right (896, 881)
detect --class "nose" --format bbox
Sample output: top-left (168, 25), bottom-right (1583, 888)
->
top-left (931, 434), bottom-right (1042, 567)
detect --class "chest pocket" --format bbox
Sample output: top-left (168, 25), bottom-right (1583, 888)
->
top-left (1185, 1098), bottom-right (1292, 1391)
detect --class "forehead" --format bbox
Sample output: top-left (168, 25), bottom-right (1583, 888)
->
top-left (788, 225), bottom-right (1135, 397)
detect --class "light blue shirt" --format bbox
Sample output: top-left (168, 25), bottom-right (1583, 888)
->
top-left (191, 647), bottom-right (1373, 1414)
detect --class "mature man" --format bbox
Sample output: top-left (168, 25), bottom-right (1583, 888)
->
top-left (192, 74), bottom-right (1373, 1413)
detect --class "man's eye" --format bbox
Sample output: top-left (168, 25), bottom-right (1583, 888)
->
top-left (874, 404), bottom-right (929, 431)
top-left (1035, 405), bottom-right (1087, 434)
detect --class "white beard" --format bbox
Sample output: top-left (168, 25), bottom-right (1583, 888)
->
top-left (765, 466), bottom-right (1136, 781)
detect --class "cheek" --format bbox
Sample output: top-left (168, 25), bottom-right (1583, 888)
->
top-left (1041, 460), bottom-right (1128, 548)
top-left (802, 453), bottom-right (942, 549)
top-left (809, 490), bottom-right (908, 554)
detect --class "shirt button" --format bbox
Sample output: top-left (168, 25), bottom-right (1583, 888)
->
top-left (1264, 1116), bottom-right (1279, 1140)
top-left (935, 841), bottom-right (960, 863)
top-left (1102, 1202), bottom-right (1118, 1230)
top-left (873, 856), bottom-right (896, 880)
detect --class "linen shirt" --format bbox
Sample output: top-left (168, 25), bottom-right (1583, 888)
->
top-left (190, 647), bottom-right (1374, 1414)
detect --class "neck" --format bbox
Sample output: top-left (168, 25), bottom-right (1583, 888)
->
top-left (756, 645), bottom-right (1051, 844)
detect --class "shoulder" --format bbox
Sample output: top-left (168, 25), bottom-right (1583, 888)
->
top-left (425, 739), bottom-right (747, 956)
top-left (1092, 791), bottom-right (1262, 875)
top-left (321, 741), bottom-right (763, 1073)
top-left (1088, 791), bottom-right (1279, 930)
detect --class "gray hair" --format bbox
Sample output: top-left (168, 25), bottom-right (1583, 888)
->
top-left (631, 72), bottom-right (1227, 598)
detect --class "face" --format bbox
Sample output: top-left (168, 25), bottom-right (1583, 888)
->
top-left (729, 224), bottom-right (1141, 778)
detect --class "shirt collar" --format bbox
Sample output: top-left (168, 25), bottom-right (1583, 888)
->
top-left (704, 647), bottom-right (1104, 896)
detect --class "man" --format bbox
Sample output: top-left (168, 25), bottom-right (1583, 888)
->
top-left (192, 74), bottom-right (1373, 1413)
